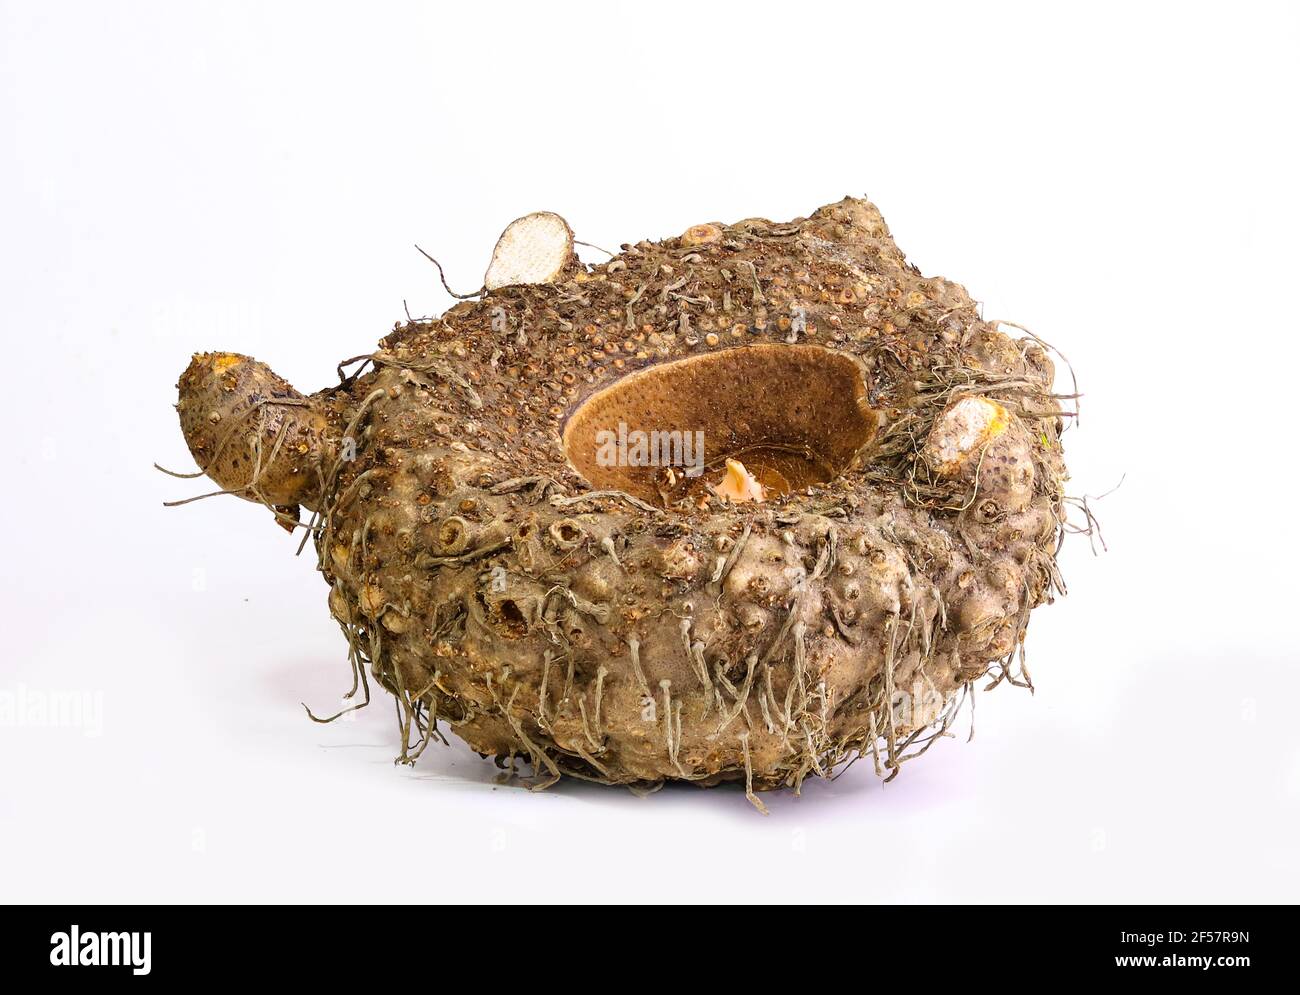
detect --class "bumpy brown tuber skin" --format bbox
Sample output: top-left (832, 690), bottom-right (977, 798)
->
top-left (174, 197), bottom-right (1070, 803)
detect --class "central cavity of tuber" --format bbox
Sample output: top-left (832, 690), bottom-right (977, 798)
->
top-left (561, 344), bottom-right (878, 504)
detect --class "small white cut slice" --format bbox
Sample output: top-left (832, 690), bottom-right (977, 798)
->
top-left (483, 211), bottom-right (574, 290)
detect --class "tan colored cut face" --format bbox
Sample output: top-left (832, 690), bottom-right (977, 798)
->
top-left (562, 344), bottom-right (879, 504)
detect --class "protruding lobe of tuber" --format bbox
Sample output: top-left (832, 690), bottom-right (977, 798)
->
top-left (175, 352), bottom-right (334, 510)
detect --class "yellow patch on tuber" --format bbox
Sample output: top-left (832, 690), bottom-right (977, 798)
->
top-left (712, 458), bottom-right (765, 503)
top-left (924, 396), bottom-right (1010, 475)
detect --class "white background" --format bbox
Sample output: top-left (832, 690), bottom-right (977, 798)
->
top-left (2, 0), bottom-right (1297, 903)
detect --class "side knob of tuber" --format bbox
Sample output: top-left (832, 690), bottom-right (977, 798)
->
top-left (176, 352), bottom-right (335, 512)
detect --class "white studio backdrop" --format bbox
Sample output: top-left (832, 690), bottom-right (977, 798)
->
top-left (1, 0), bottom-right (1297, 902)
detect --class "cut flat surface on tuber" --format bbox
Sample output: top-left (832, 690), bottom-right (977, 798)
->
top-left (483, 211), bottom-right (574, 290)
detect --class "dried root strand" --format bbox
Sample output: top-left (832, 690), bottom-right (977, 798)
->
top-left (627, 636), bottom-right (650, 696)
top-left (504, 686), bottom-right (561, 790)
top-left (739, 732), bottom-right (769, 815)
top-left (717, 653), bottom-right (759, 733)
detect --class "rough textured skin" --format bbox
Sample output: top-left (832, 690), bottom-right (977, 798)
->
top-left (174, 197), bottom-right (1070, 802)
